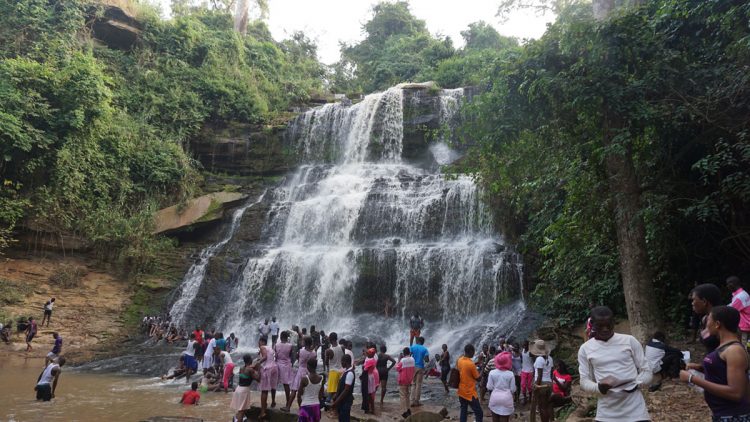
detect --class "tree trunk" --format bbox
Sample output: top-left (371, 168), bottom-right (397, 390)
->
top-left (233, 0), bottom-right (249, 35)
top-left (603, 129), bottom-right (661, 343)
top-left (593, 0), bottom-right (615, 21)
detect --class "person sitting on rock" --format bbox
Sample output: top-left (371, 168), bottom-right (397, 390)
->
top-left (162, 355), bottom-right (188, 381)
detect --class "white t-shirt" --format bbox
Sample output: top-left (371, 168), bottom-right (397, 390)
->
top-left (534, 356), bottom-right (553, 383)
top-left (259, 324), bottom-right (271, 336)
top-left (270, 322), bottom-right (280, 336)
top-left (183, 339), bottom-right (196, 357)
top-left (220, 350), bottom-right (233, 365)
top-left (204, 338), bottom-right (216, 357)
top-left (521, 351), bottom-right (534, 373)
top-left (644, 340), bottom-right (666, 374)
top-left (344, 370), bottom-right (355, 386)
top-left (44, 301), bottom-right (53, 311)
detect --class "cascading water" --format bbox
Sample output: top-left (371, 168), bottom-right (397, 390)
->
top-left (169, 85), bottom-right (526, 353)
top-left (169, 192), bottom-right (266, 328)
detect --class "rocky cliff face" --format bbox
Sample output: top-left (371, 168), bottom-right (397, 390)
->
top-left (89, 5), bottom-right (143, 50)
top-left (189, 123), bottom-right (295, 177)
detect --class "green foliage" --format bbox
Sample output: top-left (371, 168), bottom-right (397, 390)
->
top-left (460, 0), bottom-right (750, 323)
top-left (0, 0), bottom-right (324, 261)
top-left (332, 2), bottom-right (519, 92)
top-left (335, 1), bottom-right (455, 93)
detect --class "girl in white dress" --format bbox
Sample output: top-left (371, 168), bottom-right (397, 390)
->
top-left (487, 351), bottom-right (517, 422)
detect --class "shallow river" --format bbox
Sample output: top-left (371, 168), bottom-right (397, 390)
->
top-left (2, 356), bottom-right (236, 422)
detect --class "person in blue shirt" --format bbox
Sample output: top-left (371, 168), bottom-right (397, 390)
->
top-left (410, 337), bottom-right (430, 406)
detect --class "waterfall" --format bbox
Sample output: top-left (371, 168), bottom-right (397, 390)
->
top-left (168, 192), bottom-right (265, 328)
top-left (169, 86), bottom-right (525, 353)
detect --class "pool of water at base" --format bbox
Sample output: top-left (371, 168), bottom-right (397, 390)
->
top-left (1, 355), bottom-right (236, 422)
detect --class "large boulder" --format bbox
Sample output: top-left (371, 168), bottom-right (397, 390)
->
top-left (90, 5), bottom-right (143, 50)
top-left (153, 192), bottom-right (247, 235)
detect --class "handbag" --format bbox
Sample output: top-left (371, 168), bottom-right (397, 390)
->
top-left (448, 367), bottom-right (460, 389)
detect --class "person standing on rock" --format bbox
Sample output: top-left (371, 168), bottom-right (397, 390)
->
top-left (326, 332), bottom-right (344, 400)
top-left (35, 356), bottom-right (65, 401)
top-left (41, 297), bottom-right (55, 327)
top-left (320, 330), bottom-right (330, 373)
top-left (578, 306), bottom-right (652, 422)
top-left (457, 344), bottom-right (483, 422)
top-left (409, 313), bottom-right (424, 346)
top-left (232, 354), bottom-right (258, 422)
top-left (297, 358), bottom-right (325, 422)
top-left (287, 335), bottom-right (316, 410)
top-left (276, 331), bottom-right (295, 409)
top-left (258, 336), bottom-right (278, 418)
top-left (202, 333), bottom-right (217, 373)
top-left (193, 326), bottom-right (204, 363)
top-left (520, 340), bottom-right (534, 404)
top-left (25, 316), bottom-right (37, 352)
top-left (530, 340), bottom-right (554, 422)
top-left (487, 351), bottom-right (516, 422)
top-left (182, 333), bottom-right (199, 384)
top-left (376, 344), bottom-right (396, 404)
top-left (259, 319), bottom-right (271, 342)
top-left (439, 343), bottom-right (451, 394)
top-left (270, 317), bottom-right (280, 347)
top-left (410, 336), bottom-right (429, 407)
top-left (396, 347), bottom-right (416, 419)
top-left (45, 332), bottom-right (63, 367)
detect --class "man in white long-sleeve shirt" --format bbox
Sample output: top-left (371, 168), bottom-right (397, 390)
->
top-left (578, 306), bottom-right (652, 421)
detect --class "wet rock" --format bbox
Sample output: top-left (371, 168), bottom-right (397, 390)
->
top-left (190, 122), bottom-right (295, 176)
top-left (405, 410), bottom-right (448, 422)
top-left (153, 192), bottom-right (247, 235)
top-left (243, 406), bottom-right (298, 422)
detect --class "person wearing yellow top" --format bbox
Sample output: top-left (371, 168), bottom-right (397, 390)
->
top-left (457, 344), bottom-right (484, 422)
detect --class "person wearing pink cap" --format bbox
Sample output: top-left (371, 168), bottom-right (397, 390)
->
top-left (487, 351), bottom-right (516, 422)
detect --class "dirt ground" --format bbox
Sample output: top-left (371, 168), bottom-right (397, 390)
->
top-left (0, 255), bottom-right (131, 364)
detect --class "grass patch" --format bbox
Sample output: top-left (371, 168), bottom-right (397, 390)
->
top-left (0, 278), bottom-right (32, 306)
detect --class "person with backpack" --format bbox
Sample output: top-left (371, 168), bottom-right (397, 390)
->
top-left (679, 305), bottom-right (750, 420)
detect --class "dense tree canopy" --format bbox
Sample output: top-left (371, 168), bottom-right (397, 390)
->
top-left (458, 0), bottom-right (750, 325)
top-left (331, 2), bottom-right (518, 93)
top-left (0, 0), bottom-right (323, 265)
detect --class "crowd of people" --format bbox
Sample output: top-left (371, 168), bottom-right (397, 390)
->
top-left (21, 273), bottom-right (750, 422)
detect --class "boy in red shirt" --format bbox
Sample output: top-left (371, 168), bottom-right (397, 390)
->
top-left (180, 381), bottom-right (200, 405)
